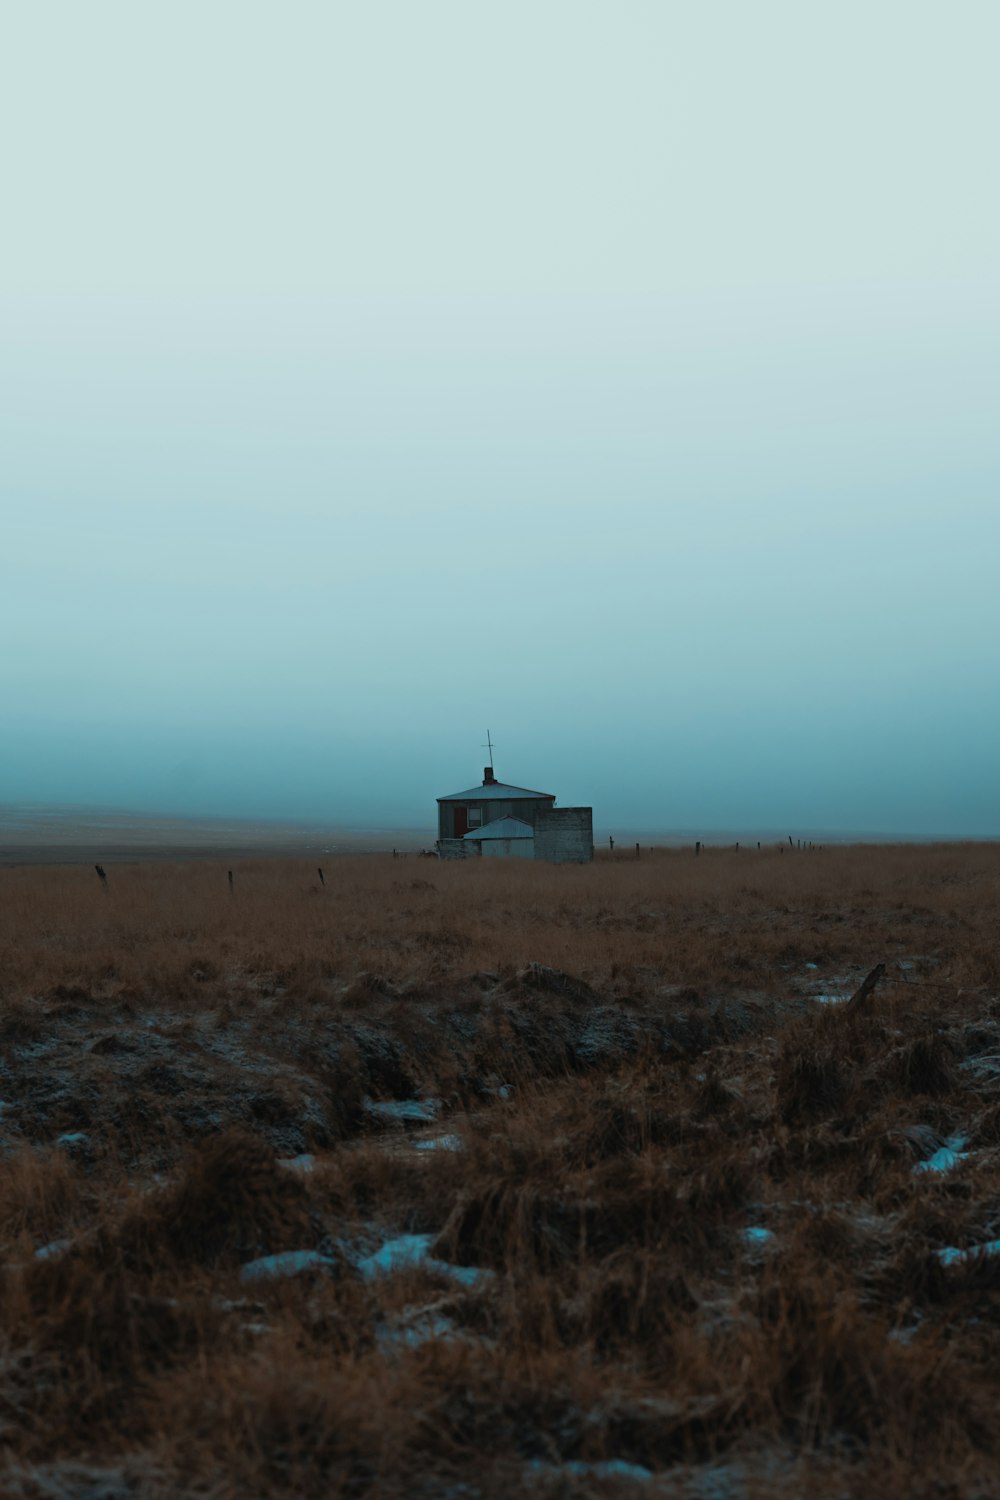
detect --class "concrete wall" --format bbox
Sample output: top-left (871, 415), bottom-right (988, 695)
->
top-left (533, 807), bottom-right (594, 863)
top-left (436, 838), bottom-right (477, 859)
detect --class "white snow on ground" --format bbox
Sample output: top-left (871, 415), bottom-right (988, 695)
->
top-left (34, 1239), bottom-right (71, 1261)
top-left (277, 1153), bottom-right (316, 1173)
top-left (935, 1239), bottom-right (1000, 1268)
top-left (526, 1459), bottom-right (653, 1483)
top-left (356, 1232), bottom-right (492, 1288)
top-left (377, 1310), bottom-right (457, 1349)
top-left (365, 1098), bottom-right (441, 1124)
top-left (913, 1137), bottom-right (969, 1175)
top-left (240, 1249), bottom-right (334, 1282)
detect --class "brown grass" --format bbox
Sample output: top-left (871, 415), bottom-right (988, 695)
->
top-left (0, 844), bottom-right (998, 1495)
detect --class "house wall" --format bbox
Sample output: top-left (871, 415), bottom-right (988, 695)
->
top-left (533, 807), bottom-right (594, 863)
top-left (438, 797), bottom-right (554, 840)
top-left (436, 797), bottom-right (593, 862)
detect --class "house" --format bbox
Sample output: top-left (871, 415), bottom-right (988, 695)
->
top-left (436, 766), bottom-right (593, 862)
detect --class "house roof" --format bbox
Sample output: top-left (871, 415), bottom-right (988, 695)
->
top-left (439, 780), bottom-right (554, 802)
top-left (463, 816), bottom-right (535, 840)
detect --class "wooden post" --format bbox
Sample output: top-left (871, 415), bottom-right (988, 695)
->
top-left (609, 836), bottom-right (614, 852)
top-left (227, 870), bottom-right (234, 895)
top-left (788, 835), bottom-right (794, 849)
top-left (317, 867), bottom-right (325, 886)
top-left (635, 842), bottom-right (640, 858)
top-left (846, 963), bottom-right (886, 1013)
top-left (94, 864), bottom-right (108, 890)
top-left (695, 841), bottom-right (701, 856)
top-left (757, 841), bottom-right (760, 850)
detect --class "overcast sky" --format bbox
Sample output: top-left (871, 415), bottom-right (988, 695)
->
top-left (2, 1), bottom-right (998, 837)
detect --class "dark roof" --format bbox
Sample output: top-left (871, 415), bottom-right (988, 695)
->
top-left (438, 780), bottom-right (555, 803)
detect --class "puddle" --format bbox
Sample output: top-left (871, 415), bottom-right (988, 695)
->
top-left (365, 1098), bottom-right (441, 1125)
top-left (240, 1249), bottom-right (334, 1283)
top-left (356, 1233), bottom-right (492, 1288)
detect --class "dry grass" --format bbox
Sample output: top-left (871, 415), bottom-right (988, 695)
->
top-left (0, 844), bottom-right (999, 1496)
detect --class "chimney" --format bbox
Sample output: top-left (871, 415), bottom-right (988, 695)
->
top-left (483, 767), bottom-right (496, 785)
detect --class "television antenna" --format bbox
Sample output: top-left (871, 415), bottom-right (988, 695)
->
top-left (481, 729), bottom-right (495, 771)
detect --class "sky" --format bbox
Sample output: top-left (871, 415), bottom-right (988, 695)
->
top-left (2, 1), bottom-right (998, 837)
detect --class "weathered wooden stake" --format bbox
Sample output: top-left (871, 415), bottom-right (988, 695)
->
top-left (695, 841), bottom-right (701, 856)
top-left (94, 864), bottom-right (108, 889)
top-left (317, 867), bottom-right (325, 886)
top-left (635, 843), bottom-right (640, 858)
top-left (846, 962), bottom-right (887, 1013)
top-left (609, 836), bottom-right (615, 852)
top-left (227, 870), bottom-right (234, 895)
top-left (788, 835), bottom-right (794, 849)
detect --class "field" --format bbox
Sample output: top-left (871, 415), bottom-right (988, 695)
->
top-left (1, 845), bottom-right (999, 1497)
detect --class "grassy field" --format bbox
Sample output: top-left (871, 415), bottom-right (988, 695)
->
top-left (1, 845), bottom-right (999, 1497)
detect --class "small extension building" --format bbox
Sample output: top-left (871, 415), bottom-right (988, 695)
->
top-left (436, 767), bottom-right (593, 863)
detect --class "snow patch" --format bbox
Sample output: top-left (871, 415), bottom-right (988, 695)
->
top-left (913, 1137), bottom-right (969, 1176)
top-left (240, 1249), bottom-right (334, 1283)
top-left (365, 1098), bottom-right (440, 1124)
top-left (278, 1153), bottom-right (316, 1174)
top-left (35, 1239), bottom-right (71, 1261)
top-left (356, 1233), bottom-right (492, 1288)
top-left (935, 1239), bottom-right (1000, 1268)
top-left (526, 1458), bottom-right (653, 1483)
top-left (414, 1134), bottom-right (463, 1153)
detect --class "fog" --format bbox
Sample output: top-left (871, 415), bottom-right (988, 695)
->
top-left (3, 2), bottom-right (998, 837)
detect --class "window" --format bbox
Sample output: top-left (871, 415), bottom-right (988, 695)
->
top-left (467, 808), bottom-right (483, 828)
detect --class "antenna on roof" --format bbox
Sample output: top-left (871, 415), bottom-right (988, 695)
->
top-left (482, 729), bottom-right (495, 771)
